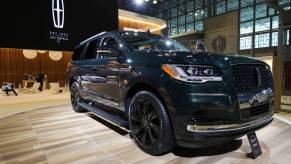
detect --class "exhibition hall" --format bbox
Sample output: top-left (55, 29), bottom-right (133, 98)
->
top-left (0, 0), bottom-right (291, 163)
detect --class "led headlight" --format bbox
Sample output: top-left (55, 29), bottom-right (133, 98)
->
top-left (162, 64), bottom-right (223, 83)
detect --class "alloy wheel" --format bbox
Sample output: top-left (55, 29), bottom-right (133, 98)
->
top-left (71, 85), bottom-right (79, 108)
top-left (131, 99), bottom-right (161, 148)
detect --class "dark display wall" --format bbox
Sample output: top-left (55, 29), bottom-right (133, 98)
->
top-left (0, 0), bottom-right (118, 51)
top-left (0, 48), bottom-right (72, 86)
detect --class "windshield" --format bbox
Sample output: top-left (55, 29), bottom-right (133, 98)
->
top-left (121, 32), bottom-right (189, 53)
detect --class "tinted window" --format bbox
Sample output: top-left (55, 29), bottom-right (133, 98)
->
top-left (121, 32), bottom-right (189, 53)
top-left (72, 45), bottom-right (85, 61)
top-left (97, 37), bottom-right (120, 59)
top-left (83, 39), bottom-right (100, 60)
top-left (101, 37), bottom-right (119, 50)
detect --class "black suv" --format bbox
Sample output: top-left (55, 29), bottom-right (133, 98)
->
top-left (68, 31), bottom-right (274, 155)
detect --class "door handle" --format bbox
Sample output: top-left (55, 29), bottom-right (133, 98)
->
top-left (89, 76), bottom-right (106, 83)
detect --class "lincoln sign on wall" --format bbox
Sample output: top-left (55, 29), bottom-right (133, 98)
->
top-left (0, 0), bottom-right (118, 51)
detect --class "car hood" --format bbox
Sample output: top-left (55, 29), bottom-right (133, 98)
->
top-left (131, 51), bottom-right (267, 69)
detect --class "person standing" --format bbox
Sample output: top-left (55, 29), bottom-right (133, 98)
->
top-left (36, 73), bottom-right (45, 92)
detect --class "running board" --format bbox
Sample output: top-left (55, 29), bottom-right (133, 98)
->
top-left (78, 102), bottom-right (129, 130)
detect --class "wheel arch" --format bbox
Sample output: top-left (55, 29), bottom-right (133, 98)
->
top-left (69, 76), bottom-right (80, 89)
top-left (69, 79), bottom-right (75, 89)
top-left (125, 82), bottom-right (176, 152)
top-left (124, 82), bottom-right (175, 126)
top-left (124, 82), bottom-right (165, 111)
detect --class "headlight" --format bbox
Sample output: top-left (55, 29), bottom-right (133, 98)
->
top-left (162, 64), bottom-right (223, 83)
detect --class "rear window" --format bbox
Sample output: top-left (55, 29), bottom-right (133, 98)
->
top-left (72, 45), bottom-right (85, 61)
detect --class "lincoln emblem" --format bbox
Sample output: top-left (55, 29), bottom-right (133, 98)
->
top-left (212, 36), bottom-right (226, 53)
top-left (52, 0), bottom-right (64, 28)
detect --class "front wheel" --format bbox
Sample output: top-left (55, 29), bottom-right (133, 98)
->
top-left (70, 82), bottom-right (86, 113)
top-left (128, 91), bottom-right (175, 155)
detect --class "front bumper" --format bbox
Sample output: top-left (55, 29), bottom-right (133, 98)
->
top-left (159, 74), bottom-right (274, 147)
top-left (187, 114), bottom-right (273, 133)
top-left (177, 115), bottom-right (273, 148)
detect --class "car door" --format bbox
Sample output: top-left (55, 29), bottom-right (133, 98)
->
top-left (89, 35), bottom-right (123, 112)
top-left (78, 39), bottom-right (101, 101)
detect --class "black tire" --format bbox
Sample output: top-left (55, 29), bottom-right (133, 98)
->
top-left (70, 82), bottom-right (86, 113)
top-left (128, 91), bottom-right (175, 155)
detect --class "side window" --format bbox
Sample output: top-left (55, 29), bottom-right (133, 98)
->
top-left (83, 39), bottom-right (100, 60)
top-left (103, 37), bottom-right (118, 49)
top-left (72, 45), bottom-right (85, 61)
top-left (97, 37), bottom-right (120, 59)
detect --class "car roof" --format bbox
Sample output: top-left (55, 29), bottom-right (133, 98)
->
top-left (74, 30), bottom-right (162, 50)
top-left (79, 31), bottom-right (107, 46)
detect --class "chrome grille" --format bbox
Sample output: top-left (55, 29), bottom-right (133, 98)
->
top-left (231, 64), bottom-right (271, 93)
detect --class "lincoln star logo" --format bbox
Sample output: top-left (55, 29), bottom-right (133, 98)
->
top-left (212, 36), bottom-right (226, 53)
top-left (52, 0), bottom-right (64, 28)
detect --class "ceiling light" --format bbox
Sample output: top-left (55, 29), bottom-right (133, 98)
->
top-left (153, 0), bottom-right (157, 4)
top-left (49, 51), bottom-right (63, 61)
top-left (135, 0), bottom-right (143, 5)
top-left (23, 50), bottom-right (37, 59)
top-left (37, 50), bottom-right (46, 54)
top-left (145, 0), bottom-right (149, 2)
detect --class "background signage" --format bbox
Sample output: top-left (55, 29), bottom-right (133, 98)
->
top-left (0, 0), bottom-right (118, 51)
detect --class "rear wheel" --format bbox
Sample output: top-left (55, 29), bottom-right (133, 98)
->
top-left (70, 82), bottom-right (86, 113)
top-left (128, 91), bottom-right (175, 155)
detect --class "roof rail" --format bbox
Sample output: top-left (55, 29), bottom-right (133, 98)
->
top-left (80, 31), bottom-right (106, 45)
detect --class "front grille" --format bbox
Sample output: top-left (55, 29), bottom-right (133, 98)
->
top-left (241, 103), bottom-right (270, 119)
top-left (231, 64), bottom-right (271, 93)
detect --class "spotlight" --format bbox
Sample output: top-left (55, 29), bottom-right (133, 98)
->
top-left (135, 0), bottom-right (143, 5)
top-left (145, 0), bottom-right (149, 2)
top-left (153, 0), bottom-right (157, 4)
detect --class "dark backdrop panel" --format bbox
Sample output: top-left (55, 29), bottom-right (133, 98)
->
top-left (0, 0), bottom-right (118, 51)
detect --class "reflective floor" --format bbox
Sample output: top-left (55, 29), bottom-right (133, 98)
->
top-left (0, 104), bottom-right (291, 164)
